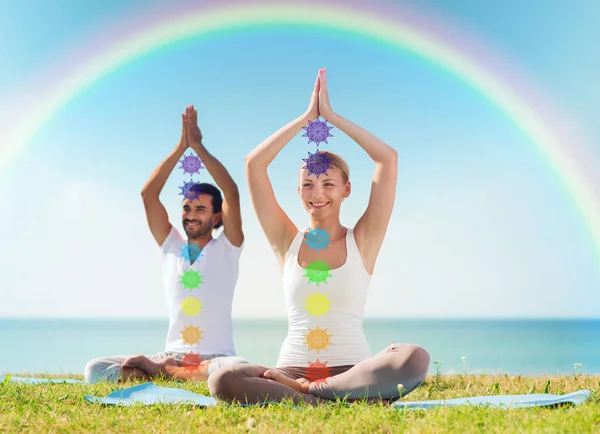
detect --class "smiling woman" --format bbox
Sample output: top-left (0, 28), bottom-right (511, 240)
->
top-left (1, 0), bottom-right (599, 270)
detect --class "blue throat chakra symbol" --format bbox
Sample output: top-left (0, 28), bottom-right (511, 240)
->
top-left (302, 117), bottom-right (334, 146)
top-left (302, 151), bottom-right (334, 178)
top-left (303, 226), bottom-right (333, 252)
top-left (179, 243), bottom-right (203, 263)
top-left (179, 180), bottom-right (201, 200)
top-left (179, 153), bottom-right (204, 176)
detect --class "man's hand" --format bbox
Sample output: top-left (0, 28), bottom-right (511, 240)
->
top-left (183, 104), bottom-right (203, 150)
top-left (176, 113), bottom-right (189, 152)
top-left (122, 355), bottom-right (179, 378)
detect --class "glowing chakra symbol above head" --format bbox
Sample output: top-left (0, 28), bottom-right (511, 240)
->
top-left (180, 270), bottom-right (203, 290)
top-left (179, 180), bottom-right (202, 200)
top-left (304, 292), bottom-right (332, 317)
top-left (303, 326), bottom-right (333, 353)
top-left (303, 259), bottom-right (333, 286)
top-left (302, 117), bottom-right (334, 146)
top-left (181, 325), bottom-right (203, 345)
top-left (180, 297), bottom-right (203, 316)
top-left (303, 226), bottom-right (333, 252)
top-left (305, 359), bottom-right (332, 385)
top-left (179, 153), bottom-right (204, 176)
top-left (179, 243), bottom-right (203, 263)
top-left (182, 351), bottom-right (204, 372)
top-left (302, 151), bottom-right (334, 179)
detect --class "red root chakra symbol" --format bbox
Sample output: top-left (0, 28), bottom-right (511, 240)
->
top-left (305, 359), bottom-right (332, 385)
top-left (181, 352), bottom-right (204, 371)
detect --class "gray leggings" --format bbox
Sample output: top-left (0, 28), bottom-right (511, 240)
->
top-left (208, 343), bottom-right (430, 405)
top-left (84, 351), bottom-right (247, 384)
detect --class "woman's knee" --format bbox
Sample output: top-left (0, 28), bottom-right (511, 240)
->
top-left (207, 364), bottom-right (248, 400)
top-left (387, 343), bottom-right (430, 376)
top-left (406, 345), bottom-right (430, 377)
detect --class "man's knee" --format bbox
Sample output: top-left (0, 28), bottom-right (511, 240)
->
top-left (83, 357), bottom-right (121, 384)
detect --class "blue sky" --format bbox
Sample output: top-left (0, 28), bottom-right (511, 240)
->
top-left (0, 0), bottom-right (599, 319)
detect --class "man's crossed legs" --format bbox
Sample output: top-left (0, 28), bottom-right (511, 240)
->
top-left (84, 352), bottom-right (248, 384)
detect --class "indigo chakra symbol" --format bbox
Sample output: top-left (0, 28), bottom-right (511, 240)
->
top-left (179, 180), bottom-right (201, 200)
top-left (302, 117), bottom-right (334, 146)
top-left (302, 151), bottom-right (334, 178)
top-left (179, 153), bottom-right (204, 176)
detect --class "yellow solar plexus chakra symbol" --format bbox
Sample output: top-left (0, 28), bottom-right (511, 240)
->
top-left (181, 297), bottom-right (203, 316)
top-left (304, 292), bottom-right (332, 317)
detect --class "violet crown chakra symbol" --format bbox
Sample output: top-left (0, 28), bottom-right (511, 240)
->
top-left (179, 153), bottom-right (204, 176)
top-left (302, 117), bottom-right (334, 146)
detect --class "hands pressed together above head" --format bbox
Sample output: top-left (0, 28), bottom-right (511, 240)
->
top-left (306, 68), bottom-right (334, 121)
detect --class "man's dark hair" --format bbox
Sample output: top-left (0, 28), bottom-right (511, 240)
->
top-left (187, 183), bottom-right (223, 229)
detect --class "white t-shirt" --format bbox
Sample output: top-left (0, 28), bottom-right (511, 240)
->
top-left (160, 226), bottom-right (243, 356)
top-left (276, 228), bottom-right (373, 368)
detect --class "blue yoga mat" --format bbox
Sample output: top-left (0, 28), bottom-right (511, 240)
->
top-left (84, 382), bottom-right (590, 408)
top-left (393, 390), bottom-right (591, 409)
top-left (84, 382), bottom-right (217, 406)
top-left (0, 375), bottom-right (84, 384)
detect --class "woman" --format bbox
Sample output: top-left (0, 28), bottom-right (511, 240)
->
top-left (209, 69), bottom-right (430, 405)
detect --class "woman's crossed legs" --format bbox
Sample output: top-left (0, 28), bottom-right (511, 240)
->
top-left (208, 343), bottom-right (430, 405)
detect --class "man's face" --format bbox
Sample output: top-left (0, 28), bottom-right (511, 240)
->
top-left (181, 194), bottom-right (216, 239)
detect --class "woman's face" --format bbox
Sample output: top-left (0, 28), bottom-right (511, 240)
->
top-left (298, 165), bottom-right (350, 218)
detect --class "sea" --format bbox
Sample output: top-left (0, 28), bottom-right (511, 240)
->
top-left (1, 318), bottom-right (599, 376)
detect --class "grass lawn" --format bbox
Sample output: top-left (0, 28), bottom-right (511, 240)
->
top-left (1, 373), bottom-right (598, 433)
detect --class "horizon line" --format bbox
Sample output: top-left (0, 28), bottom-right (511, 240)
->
top-left (1, 316), bottom-right (599, 321)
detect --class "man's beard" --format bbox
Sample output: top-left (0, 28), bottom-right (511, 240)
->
top-left (183, 220), bottom-right (212, 239)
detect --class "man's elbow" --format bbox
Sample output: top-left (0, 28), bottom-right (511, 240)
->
top-left (141, 188), bottom-right (158, 200)
top-left (224, 185), bottom-right (240, 201)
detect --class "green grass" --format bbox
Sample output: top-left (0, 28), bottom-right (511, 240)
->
top-left (1, 373), bottom-right (599, 433)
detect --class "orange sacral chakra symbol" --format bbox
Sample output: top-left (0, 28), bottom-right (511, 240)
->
top-left (181, 325), bottom-right (203, 345)
top-left (303, 326), bottom-right (333, 353)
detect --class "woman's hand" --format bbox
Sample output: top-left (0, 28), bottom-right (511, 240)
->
top-left (304, 70), bottom-right (321, 121)
top-left (263, 369), bottom-right (311, 394)
top-left (318, 68), bottom-right (334, 120)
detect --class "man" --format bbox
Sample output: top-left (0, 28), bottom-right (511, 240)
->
top-left (84, 105), bottom-right (248, 383)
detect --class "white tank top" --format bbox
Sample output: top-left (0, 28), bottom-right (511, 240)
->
top-left (276, 227), bottom-right (373, 368)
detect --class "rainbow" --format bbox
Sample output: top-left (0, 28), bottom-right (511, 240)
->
top-left (1, 0), bottom-right (599, 265)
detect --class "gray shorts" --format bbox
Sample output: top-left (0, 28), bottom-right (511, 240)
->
top-left (83, 351), bottom-right (245, 384)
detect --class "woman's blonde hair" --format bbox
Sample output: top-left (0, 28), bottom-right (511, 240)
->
top-left (300, 150), bottom-right (350, 183)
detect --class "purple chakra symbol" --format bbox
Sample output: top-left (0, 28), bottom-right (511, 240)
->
top-left (302, 151), bottom-right (334, 178)
top-left (302, 117), bottom-right (334, 146)
top-left (179, 180), bottom-right (201, 200)
top-left (179, 153), bottom-right (204, 176)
